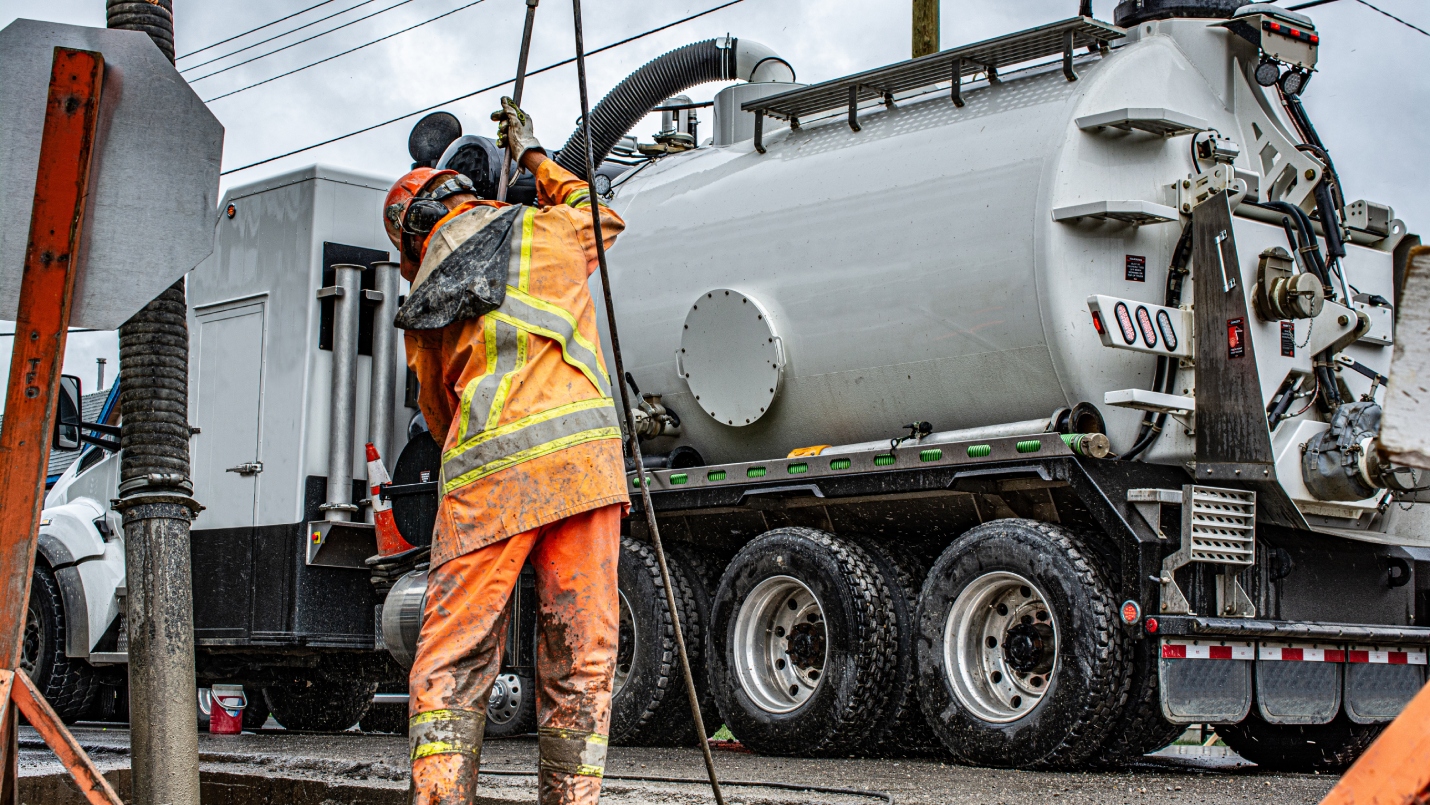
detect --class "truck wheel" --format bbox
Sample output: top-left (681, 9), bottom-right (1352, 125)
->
top-left (708, 528), bottom-right (898, 757)
top-left (264, 678), bottom-right (376, 732)
top-left (242, 688), bottom-right (271, 730)
top-left (1217, 713), bottom-right (1383, 772)
top-left (21, 564), bottom-right (97, 724)
top-left (850, 537), bottom-right (943, 757)
top-left (609, 537), bottom-right (706, 746)
top-left (1093, 637), bottom-right (1185, 767)
top-left (485, 672), bottom-right (537, 738)
top-left (660, 542), bottom-right (723, 744)
top-left (916, 519), bottom-right (1127, 769)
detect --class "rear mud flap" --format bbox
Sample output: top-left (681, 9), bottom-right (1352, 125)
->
top-left (1343, 646), bottom-right (1428, 723)
top-left (1159, 639), bottom-right (1253, 724)
top-left (1255, 643), bottom-right (1341, 725)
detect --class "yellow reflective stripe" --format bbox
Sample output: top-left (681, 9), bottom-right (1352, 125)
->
top-left (413, 741), bottom-right (465, 759)
top-left (445, 397), bottom-right (615, 463)
top-left (539, 727), bottom-right (608, 744)
top-left (563, 188), bottom-right (590, 207)
top-left (443, 426), bottom-right (621, 494)
top-left (410, 709), bottom-right (459, 725)
top-left (456, 317), bottom-right (500, 444)
top-left (517, 207), bottom-right (535, 292)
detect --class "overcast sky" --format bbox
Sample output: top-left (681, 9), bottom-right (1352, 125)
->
top-left (1, 0), bottom-right (1426, 402)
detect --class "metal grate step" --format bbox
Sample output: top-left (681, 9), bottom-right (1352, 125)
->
top-left (742, 16), bottom-right (1126, 152)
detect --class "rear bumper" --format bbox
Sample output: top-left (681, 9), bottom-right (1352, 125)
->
top-left (1154, 615), bottom-right (1430, 647)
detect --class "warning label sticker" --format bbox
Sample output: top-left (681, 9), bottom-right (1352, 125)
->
top-left (1281, 321), bottom-right (1295, 357)
top-left (1227, 317), bottom-right (1246, 359)
top-left (1125, 255), bottom-right (1146, 282)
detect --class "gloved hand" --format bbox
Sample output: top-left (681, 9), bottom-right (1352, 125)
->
top-left (491, 97), bottom-right (544, 167)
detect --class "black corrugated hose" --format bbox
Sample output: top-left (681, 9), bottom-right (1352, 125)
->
top-left (106, 0), bottom-right (175, 61)
top-left (554, 38), bottom-right (735, 175)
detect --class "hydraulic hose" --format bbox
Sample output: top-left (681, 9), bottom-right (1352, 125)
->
top-left (555, 39), bottom-right (736, 174)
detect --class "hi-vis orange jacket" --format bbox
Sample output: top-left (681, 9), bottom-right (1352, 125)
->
top-left (404, 159), bottom-right (628, 568)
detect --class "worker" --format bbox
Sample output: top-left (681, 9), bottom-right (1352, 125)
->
top-left (382, 98), bottom-right (628, 805)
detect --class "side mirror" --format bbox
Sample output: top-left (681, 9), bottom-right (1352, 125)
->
top-left (53, 375), bottom-right (82, 451)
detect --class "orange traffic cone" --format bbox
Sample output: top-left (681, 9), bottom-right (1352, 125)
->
top-left (367, 443), bottom-right (415, 556)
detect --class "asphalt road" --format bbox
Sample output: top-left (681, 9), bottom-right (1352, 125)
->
top-left (19, 725), bottom-right (1339, 805)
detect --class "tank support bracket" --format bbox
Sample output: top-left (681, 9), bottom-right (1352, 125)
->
top-left (1063, 30), bottom-right (1078, 81)
top-left (847, 85), bottom-right (861, 132)
top-left (950, 58), bottom-right (964, 107)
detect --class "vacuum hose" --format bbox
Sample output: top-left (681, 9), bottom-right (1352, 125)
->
top-left (554, 37), bottom-right (793, 174)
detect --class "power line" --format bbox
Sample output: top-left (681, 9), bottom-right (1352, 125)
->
top-left (1354, 0), bottom-right (1430, 37)
top-left (181, 0), bottom-right (387, 76)
top-left (221, 0), bottom-right (749, 176)
top-left (177, 0), bottom-right (340, 61)
top-left (1287, 0), bottom-right (1429, 36)
top-left (205, 0), bottom-right (490, 103)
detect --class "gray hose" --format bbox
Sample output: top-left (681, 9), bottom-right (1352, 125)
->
top-left (554, 39), bottom-right (736, 174)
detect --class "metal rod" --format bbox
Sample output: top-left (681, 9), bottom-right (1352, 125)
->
top-left (570, 2), bottom-right (726, 802)
top-left (496, 0), bottom-right (540, 202)
top-left (367, 261), bottom-right (401, 514)
top-left (323, 264), bottom-right (363, 521)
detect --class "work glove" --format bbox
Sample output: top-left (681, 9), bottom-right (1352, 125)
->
top-left (492, 97), bottom-right (544, 166)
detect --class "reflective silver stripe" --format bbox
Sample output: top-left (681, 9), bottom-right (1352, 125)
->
top-left (410, 708), bottom-right (486, 760)
top-left (465, 320), bottom-right (520, 439)
top-left (493, 289), bottom-right (611, 397)
top-left (538, 727), bottom-right (608, 777)
top-left (442, 401), bottom-right (620, 489)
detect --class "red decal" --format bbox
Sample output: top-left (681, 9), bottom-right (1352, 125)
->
top-left (1325, 649), bottom-right (1346, 663)
top-left (1209, 645), bottom-right (1233, 660)
top-left (1388, 652), bottom-right (1408, 665)
top-left (1348, 650), bottom-right (1370, 664)
top-left (1162, 643), bottom-right (1187, 659)
top-left (1282, 648), bottom-right (1304, 662)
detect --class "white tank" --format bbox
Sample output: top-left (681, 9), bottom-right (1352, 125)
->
top-left (604, 16), bottom-right (1400, 478)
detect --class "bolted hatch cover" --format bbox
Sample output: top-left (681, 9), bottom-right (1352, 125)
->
top-left (678, 289), bottom-right (784, 427)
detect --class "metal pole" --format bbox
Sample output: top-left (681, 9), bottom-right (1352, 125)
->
top-left (913, 0), bottom-right (939, 57)
top-left (496, 0), bottom-right (540, 202)
top-left (366, 260), bottom-right (401, 515)
top-left (570, 3), bottom-right (726, 803)
top-left (107, 2), bottom-right (202, 803)
top-left (322, 264), bottom-right (363, 521)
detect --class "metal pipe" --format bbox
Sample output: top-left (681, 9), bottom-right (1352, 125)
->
top-left (821, 418), bottom-right (1052, 456)
top-left (106, 2), bottom-right (201, 803)
top-left (366, 260), bottom-right (401, 520)
top-left (496, 0), bottom-right (539, 202)
top-left (323, 264), bottom-right (362, 521)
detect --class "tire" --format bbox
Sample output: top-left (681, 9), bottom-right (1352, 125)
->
top-left (264, 678), bottom-right (376, 732)
top-left (609, 537), bottom-right (703, 745)
top-left (849, 537), bottom-right (943, 757)
top-left (661, 542), bottom-right (723, 743)
top-left (22, 563), bottom-right (97, 724)
top-left (484, 672), bottom-right (537, 738)
top-left (1094, 637), bottom-right (1186, 767)
top-left (1217, 712), bottom-right (1383, 773)
top-left (242, 689), bottom-right (271, 730)
top-left (708, 527), bottom-right (898, 757)
top-left (360, 702), bottom-right (408, 734)
top-left (916, 519), bottom-right (1128, 769)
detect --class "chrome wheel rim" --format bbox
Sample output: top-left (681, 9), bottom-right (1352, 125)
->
top-left (487, 673), bottom-right (524, 725)
top-left (20, 603), bottom-right (41, 678)
top-left (613, 590), bottom-right (635, 696)
top-left (944, 571), bottom-right (1058, 723)
top-left (733, 575), bottom-right (826, 714)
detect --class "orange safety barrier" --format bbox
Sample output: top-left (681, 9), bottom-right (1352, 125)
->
top-left (0, 47), bottom-right (123, 804)
top-left (1320, 681), bottom-right (1430, 805)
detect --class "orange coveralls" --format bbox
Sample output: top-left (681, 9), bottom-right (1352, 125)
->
top-left (403, 159), bottom-right (628, 805)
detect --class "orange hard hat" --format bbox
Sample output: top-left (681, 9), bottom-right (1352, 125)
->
top-left (384, 167), bottom-right (457, 277)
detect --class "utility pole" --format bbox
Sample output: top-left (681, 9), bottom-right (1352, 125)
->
top-left (95, 357), bottom-right (105, 391)
top-left (913, 0), bottom-right (939, 58)
top-left (105, 2), bottom-right (203, 804)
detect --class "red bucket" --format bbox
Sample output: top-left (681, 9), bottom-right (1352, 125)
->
top-left (209, 684), bottom-right (247, 734)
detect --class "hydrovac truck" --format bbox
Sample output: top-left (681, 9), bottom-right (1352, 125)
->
top-left (32, 0), bottom-right (1430, 771)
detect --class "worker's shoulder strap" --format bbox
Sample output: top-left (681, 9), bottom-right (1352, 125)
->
top-left (394, 205), bottom-right (524, 331)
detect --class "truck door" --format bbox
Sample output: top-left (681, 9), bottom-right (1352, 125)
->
top-left (191, 300), bottom-right (266, 529)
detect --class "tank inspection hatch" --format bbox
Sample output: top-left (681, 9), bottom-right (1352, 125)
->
top-left (677, 289), bottom-right (785, 426)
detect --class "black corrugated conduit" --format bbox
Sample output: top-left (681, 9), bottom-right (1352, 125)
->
top-left (106, 0), bottom-right (176, 61)
top-left (555, 39), bottom-right (736, 175)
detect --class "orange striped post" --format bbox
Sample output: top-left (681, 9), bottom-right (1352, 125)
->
top-left (0, 46), bottom-right (123, 805)
top-left (1320, 681), bottom-right (1430, 805)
